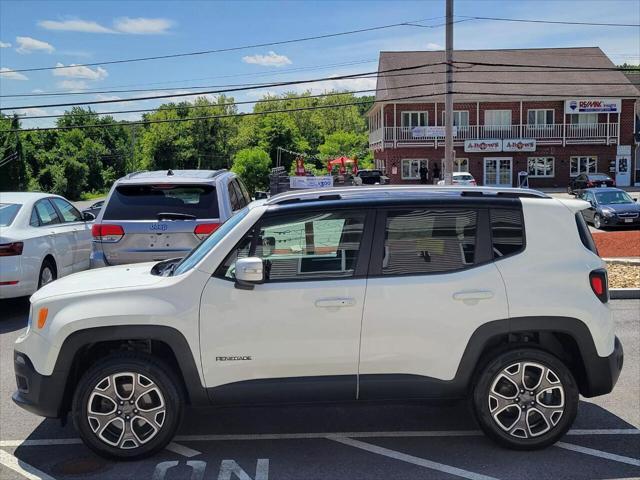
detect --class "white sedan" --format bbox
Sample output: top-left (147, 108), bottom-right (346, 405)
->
top-left (0, 192), bottom-right (93, 299)
top-left (437, 172), bottom-right (478, 186)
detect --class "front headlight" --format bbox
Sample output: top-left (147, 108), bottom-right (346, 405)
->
top-left (601, 208), bottom-right (614, 217)
top-left (25, 304), bottom-right (33, 335)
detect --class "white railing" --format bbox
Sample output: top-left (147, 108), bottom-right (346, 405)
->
top-left (380, 123), bottom-right (616, 143)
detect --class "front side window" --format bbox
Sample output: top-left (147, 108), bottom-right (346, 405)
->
top-left (382, 209), bottom-right (477, 275)
top-left (216, 211), bottom-right (366, 282)
top-left (570, 156), bottom-right (597, 176)
top-left (527, 157), bottom-right (555, 177)
top-left (34, 200), bottom-right (61, 226)
top-left (228, 181), bottom-right (244, 211)
top-left (527, 109), bottom-right (554, 125)
top-left (401, 112), bottom-right (428, 127)
top-left (491, 209), bottom-right (524, 258)
top-left (401, 159), bottom-right (426, 180)
top-left (51, 198), bottom-right (82, 222)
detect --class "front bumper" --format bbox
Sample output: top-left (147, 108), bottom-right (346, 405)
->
top-left (582, 336), bottom-right (624, 397)
top-left (12, 351), bottom-right (67, 418)
top-left (601, 215), bottom-right (640, 227)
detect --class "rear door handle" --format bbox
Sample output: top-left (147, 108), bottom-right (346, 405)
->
top-left (315, 297), bottom-right (356, 308)
top-left (453, 290), bottom-right (494, 302)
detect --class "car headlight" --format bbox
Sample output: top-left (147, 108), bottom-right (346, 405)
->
top-left (601, 208), bottom-right (614, 217)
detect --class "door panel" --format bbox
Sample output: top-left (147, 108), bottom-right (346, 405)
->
top-left (199, 208), bottom-right (372, 402)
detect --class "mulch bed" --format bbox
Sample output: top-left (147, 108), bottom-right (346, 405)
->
top-left (592, 230), bottom-right (640, 258)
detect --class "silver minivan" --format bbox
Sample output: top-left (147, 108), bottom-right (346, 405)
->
top-left (90, 169), bottom-right (251, 268)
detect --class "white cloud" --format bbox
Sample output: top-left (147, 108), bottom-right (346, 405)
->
top-left (15, 36), bottom-right (55, 54)
top-left (426, 42), bottom-right (443, 50)
top-left (53, 63), bottom-right (108, 80)
top-left (10, 107), bottom-right (49, 117)
top-left (113, 17), bottom-right (173, 35)
top-left (0, 41), bottom-right (11, 48)
top-left (32, 89), bottom-right (44, 93)
top-left (0, 68), bottom-right (28, 80)
top-left (57, 79), bottom-right (89, 90)
top-left (94, 93), bottom-right (121, 101)
top-left (38, 19), bottom-right (116, 33)
top-left (242, 51), bottom-right (292, 67)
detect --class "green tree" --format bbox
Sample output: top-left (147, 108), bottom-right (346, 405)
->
top-left (318, 131), bottom-right (368, 160)
top-left (0, 115), bottom-right (27, 191)
top-left (231, 148), bottom-right (271, 194)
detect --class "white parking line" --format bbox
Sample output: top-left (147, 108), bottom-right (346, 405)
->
top-left (1, 428), bottom-right (638, 447)
top-left (328, 436), bottom-right (500, 480)
top-left (165, 442), bottom-right (202, 458)
top-left (0, 449), bottom-right (57, 480)
top-left (556, 442), bottom-right (640, 467)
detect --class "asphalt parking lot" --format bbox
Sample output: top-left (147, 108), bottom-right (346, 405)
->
top-left (0, 299), bottom-right (638, 480)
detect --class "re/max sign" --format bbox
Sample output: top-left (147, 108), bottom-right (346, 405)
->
top-left (565, 98), bottom-right (621, 114)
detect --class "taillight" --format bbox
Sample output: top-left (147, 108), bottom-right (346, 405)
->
top-left (92, 224), bottom-right (124, 242)
top-left (586, 181), bottom-right (594, 187)
top-left (194, 223), bottom-right (220, 240)
top-left (589, 269), bottom-right (609, 303)
top-left (612, 179), bottom-right (616, 186)
top-left (0, 242), bottom-right (23, 256)
top-left (471, 180), bottom-right (477, 185)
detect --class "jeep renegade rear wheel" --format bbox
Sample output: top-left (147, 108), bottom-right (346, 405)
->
top-left (473, 349), bottom-right (578, 450)
top-left (72, 352), bottom-right (183, 460)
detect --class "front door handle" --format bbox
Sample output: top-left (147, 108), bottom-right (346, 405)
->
top-left (315, 297), bottom-right (356, 308)
top-left (453, 290), bottom-right (494, 303)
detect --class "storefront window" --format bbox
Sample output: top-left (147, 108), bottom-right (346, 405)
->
top-left (570, 156), bottom-right (597, 176)
top-left (527, 157), bottom-right (555, 177)
top-left (401, 159), bottom-right (425, 180)
top-left (455, 158), bottom-right (469, 172)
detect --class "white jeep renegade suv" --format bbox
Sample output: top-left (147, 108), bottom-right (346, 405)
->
top-left (13, 186), bottom-right (623, 459)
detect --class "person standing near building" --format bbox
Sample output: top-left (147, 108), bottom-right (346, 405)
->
top-left (419, 162), bottom-right (429, 184)
top-left (432, 163), bottom-right (441, 184)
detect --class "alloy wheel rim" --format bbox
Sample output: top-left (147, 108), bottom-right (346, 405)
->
top-left (40, 267), bottom-right (54, 287)
top-left (594, 215), bottom-right (601, 228)
top-left (87, 372), bottom-right (166, 450)
top-left (488, 362), bottom-right (565, 439)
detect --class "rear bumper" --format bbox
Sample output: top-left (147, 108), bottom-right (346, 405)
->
top-left (89, 248), bottom-right (109, 269)
top-left (12, 350), bottom-right (67, 418)
top-left (582, 336), bottom-right (624, 398)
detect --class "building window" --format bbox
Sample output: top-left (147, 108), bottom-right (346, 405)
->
top-left (382, 209), bottom-right (477, 275)
top-left (527, 109), bottom-right (554, 125)
top-left (570, 156), bottom-right (597, 176)
top-left (455, 158), bottom-right (469, 172)
top-left (401, 159), bottom-right (426, 180)
top-left (442, 110), bottom-right (470, 127)
top-left (527, 157), bottom-right (555, 177)
top-left (568, 113), bottom-right (598, 125)
top-left (401, 112), bottom-right (428, 127)
top-left (485, 110), bottom-right (512, 126)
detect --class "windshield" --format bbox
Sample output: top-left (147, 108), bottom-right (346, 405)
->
top-left (103, 184), bottom-right (219, 220)
top-left (589, 174), bottom-right (611, 181)
top-left (455, 174), bottom-right (474, 181)
top-left (595, 191), bottom-right (634, 205)
top-left (173, 207), bottom-right (250, 275)
top-left (0, 203), bottom-right (21, 227)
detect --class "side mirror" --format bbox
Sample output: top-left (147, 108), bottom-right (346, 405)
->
top-left (82, 211), bottom-right (96, 222)
top-left (634, 198), bottom-right (637, 202)
top-left (234, 257), bottom-right (264, 290)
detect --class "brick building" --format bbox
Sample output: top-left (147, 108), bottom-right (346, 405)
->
top-left (368, 47), bottom-right (639, 188)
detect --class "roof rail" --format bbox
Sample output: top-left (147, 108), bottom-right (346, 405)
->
top-left (124, 170), bottom-right (148, 179)
top-left (266, 185), bottom-right (550, 205)
top-left (209, 169), bottom-right (228, 178)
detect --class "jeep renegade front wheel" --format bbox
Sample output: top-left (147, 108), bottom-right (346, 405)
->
top-left (72, 353), bottom-right (183, 460)
top-left (473, 349), bottom-right (579, 450)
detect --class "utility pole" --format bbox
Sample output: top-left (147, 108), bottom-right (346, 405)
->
top-left (444, 0), bottom-right (454, 185)
top-left (129, 124), bottom-right (136, 173)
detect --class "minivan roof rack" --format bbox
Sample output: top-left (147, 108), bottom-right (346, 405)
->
top-left (266, 186), bottom-right (550, 206)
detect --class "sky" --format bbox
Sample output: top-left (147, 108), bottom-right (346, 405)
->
top-left (0, 0), bottom-right (638, 127)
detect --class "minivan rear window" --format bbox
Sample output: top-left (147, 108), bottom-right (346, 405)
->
top-left (103, 184), bottom-right (219, 220)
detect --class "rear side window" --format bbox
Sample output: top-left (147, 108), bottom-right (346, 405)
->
top-left (0, 203), bottom-right (21, 227)
top-left (103, 184), bottom-right (219, 220)
top-left (382, 209), bottom-right (477, 275)
top-left (236, 178), bottom-right (252, 204)
top-left (51, 198), bottom-right (82, 222)
top-left (34, 199), bottom-right (61, 226)
top-left (228, 181), bottom-right (242, 211)
top-left (576, 212), bottom-right (598, 254)
top-left (490, 209), bottom-right (524, 258)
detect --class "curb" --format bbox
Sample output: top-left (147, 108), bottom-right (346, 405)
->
top-left (603, 257), bottom-right (640, 265)
top-left (610, 288), bottom-right (640, 300)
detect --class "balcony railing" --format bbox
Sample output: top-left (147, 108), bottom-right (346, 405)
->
top-left (369, 123), bottom-right (618, 146)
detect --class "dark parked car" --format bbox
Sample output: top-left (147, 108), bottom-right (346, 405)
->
top-left (579, 188), bottom-right (639, 229)
top-left (355, 169), bottom-right (390, 185)
top-left (568, 173), bottom-right (615, 195)
top-left (81, 200), bottom-right (104, 220)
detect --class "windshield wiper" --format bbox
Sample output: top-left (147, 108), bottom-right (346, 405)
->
top-left (157, 212), bottom-right (197, 221)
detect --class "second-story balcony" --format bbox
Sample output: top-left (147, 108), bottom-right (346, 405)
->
top-left (369, 123), bottom-right (619, 150)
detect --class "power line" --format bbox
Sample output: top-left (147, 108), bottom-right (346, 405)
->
top-left (0, 59), bottom-right (378, 98)
top-left (0, 61), bottom-right (446, 111)
top-left (5, 17), bottom-right (443, 74)
top-left (8, 80), bottom-right (639, 122)
top-left (458, 15), bottom-right (640, 28)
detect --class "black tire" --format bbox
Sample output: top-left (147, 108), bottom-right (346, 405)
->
top-left (72, 352), bottom-right (184, 460)
top-left (567, 185), bottom-right (574, 195)
top-left (37, 258), bottom-right (57, 289)
top-left (472, 348), bottom-right (578, 450)
top-left (593, 214), bottom-right (603, 230)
